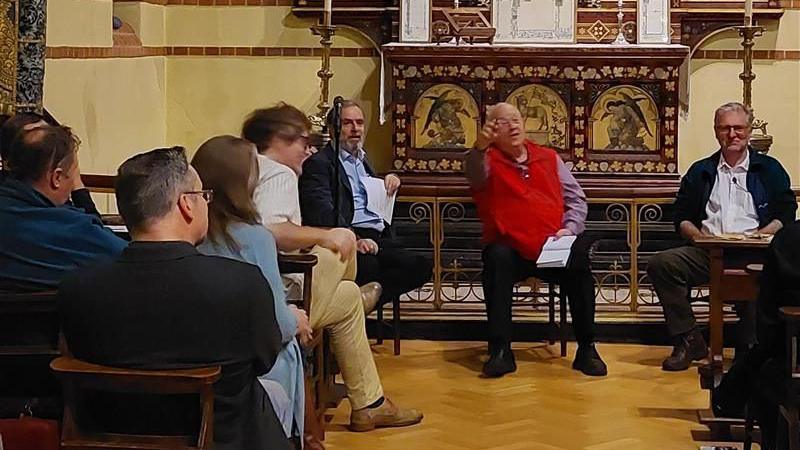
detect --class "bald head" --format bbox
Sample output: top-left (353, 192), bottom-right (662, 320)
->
top-left (7, 125), bottom-right (77, 183)
top-left (487, 102), bottom-right (521, 122)
top-left (7, 125), bottom-right (80, 206)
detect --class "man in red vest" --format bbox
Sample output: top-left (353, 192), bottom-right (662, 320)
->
top-left (466, 102), bottom-right (607, 378)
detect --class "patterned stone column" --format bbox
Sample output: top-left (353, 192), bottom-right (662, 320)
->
top-left (16, 0), bottom-right (45, 113)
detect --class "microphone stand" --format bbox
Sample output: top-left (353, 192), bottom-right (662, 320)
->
top-left (331, 110), bottom-right (343, 227)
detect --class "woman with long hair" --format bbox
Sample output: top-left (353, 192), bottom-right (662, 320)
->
top-left (193, 135), bottom-right (312, 446)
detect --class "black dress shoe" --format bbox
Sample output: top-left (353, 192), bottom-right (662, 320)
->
top-left (572, 343), bottom-right (608, 376)
top-left (482, 347), bottom-right (516, 378)
top-left (662, 328), bottom-right (708, 372)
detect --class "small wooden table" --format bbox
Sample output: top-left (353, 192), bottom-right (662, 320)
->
top-left (691, 235), bottom-right (770, 387)
top-left (691, 235), bottom-right (770, 434)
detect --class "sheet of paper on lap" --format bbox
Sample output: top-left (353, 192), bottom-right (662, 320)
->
top-left (363, 177), bottom-right (397, 225)
top-left (536, 235), bottom-right (577, 268)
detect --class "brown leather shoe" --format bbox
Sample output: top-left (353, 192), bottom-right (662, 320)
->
top-left (662, 328), bottom-right (708, 371)
top-left (360, 282), bottom-right (382, 315)
top-left (348, 398), bottom-right (423, 432)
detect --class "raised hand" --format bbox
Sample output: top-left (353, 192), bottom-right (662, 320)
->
top-left (474, 120), bottom-right (499, 151)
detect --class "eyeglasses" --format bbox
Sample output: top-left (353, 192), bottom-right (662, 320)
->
top-left (518, 166), bottom-right (530, 180)
top-left (183, 189), bottom-right (214, 203)
top-left (494, 118), bottom-right (523, 128)
top-left (714, 125), bottom-right (749, 135)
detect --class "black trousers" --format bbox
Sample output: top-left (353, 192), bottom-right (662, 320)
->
top-left (353, 227), bottom-right (433, 305)
top-left (482, 234), bottom-right (597, 351)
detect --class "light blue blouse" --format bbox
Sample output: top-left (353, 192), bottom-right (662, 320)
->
top-left (198, 222), bottom-right (304, 440)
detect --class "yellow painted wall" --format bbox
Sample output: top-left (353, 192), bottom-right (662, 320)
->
top-left (44, 0), bottom-right (168, 212)
top-left (164, 6), bottom-right (368, 48)
top-left (43, 1), bottom-right (168, 167)
top-left (163, 6), bottom-right (390, 166)
top-left (44, 58), bottom-right (167, 175)
top-left (679, 11), bottom-right (800, 181)
top-left (165, 56), bottom-right (389, 164)
top-left (47, 0), bottom-right (113, 47)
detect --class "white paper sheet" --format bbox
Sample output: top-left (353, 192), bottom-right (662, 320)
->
top-left (105, 225), bottom-right (128, 233)
top-left (536, 235), bottom-right (577, 268)
top-left (362, 177), bottom-right (397, 225)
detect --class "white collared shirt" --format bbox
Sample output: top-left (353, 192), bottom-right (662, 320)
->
top-left (701, 152), bottom-right (759, 235)
top-left (339, 148), bottom-right (385, 232)
top-left (254, 154), bottom-right (302, 227)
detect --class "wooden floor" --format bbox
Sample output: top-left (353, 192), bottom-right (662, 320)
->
top-left (323, 340), bottom-right (755, 450)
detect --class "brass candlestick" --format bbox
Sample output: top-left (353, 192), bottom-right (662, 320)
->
top-left (612, 0), bottom-right (630, 45)
top-left (309, 14), bottom-right (336, 137)
top-left (735, 24), bottom-right (772, 153)
top-left (735, 25), bottom-right (763, 108)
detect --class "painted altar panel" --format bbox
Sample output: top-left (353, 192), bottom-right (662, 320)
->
top-left (386, 45), bottom-right (686, 178)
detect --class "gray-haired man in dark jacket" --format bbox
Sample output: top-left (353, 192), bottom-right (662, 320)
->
top-left (648, 101), bottom-right (797, 371)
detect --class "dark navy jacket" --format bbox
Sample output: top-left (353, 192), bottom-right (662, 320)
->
top-left (300, 143), bottom-right (390, 230)
top-left (0, 177), bottom-right (127, 290)
top-left (674, 149), bottom-right (797, 233)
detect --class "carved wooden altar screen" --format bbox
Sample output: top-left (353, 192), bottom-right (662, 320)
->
top-left (385, 44), bottom-right (687, 178)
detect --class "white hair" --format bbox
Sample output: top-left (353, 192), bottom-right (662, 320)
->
top-left (714, 102), bottom-right (753, 126)
top-left (486, 102), bottom-right (519, 121)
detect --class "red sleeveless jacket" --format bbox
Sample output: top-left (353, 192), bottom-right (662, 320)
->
top-left (472, 141), bottom-right (564, 261)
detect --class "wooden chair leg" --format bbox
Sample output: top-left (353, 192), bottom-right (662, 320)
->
top-left (376, 303), bottom-right (384, 345)
top-left (392, 296), bottom-right (401, 356)
top-left (778, 406), bottom-right (789, 450)
top-left (559, 289), bottom-right (567, 357)
top-left (786, 405), bottom-right (800, 450)
top-left (744, 403), bottom-right (755, 450)
top-left (304, 379), bottom-right (325, 443)
top-left (548, 283), bottom-right (556, 346)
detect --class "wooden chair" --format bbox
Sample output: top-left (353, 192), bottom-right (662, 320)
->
top-left (0, 291), bottom-right (60, 358)
top-left (744, 306), bottom-right (800, 450)
top-left (50, 356), bottom-right (220, 450)
top-left (277, 253), bottom-right (333, 436)
top-left (0, 291), bottom-right (61, 417)
top-left (776, 306), bottom-right (800, 449)
top-left (515, 279), bottom-right (568, 357)
top-left (375, 296), bottom-right (402, 356)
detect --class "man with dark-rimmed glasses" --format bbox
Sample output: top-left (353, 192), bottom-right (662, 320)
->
top-left (59, 146), bottom-right (292, 450)
top-left (648, 101), bottom-right (796, 371)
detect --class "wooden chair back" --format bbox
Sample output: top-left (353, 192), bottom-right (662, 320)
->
top-left (50, 356), bottom-right (220, 450)
top-left (277, 254), bottom-right (332, 436)
top-left (0, 291), bottom-right (61, 411)
top-left (779, 306), bottom-right (800, 450)
top-left (0, 291), bottom-right (59, 357)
